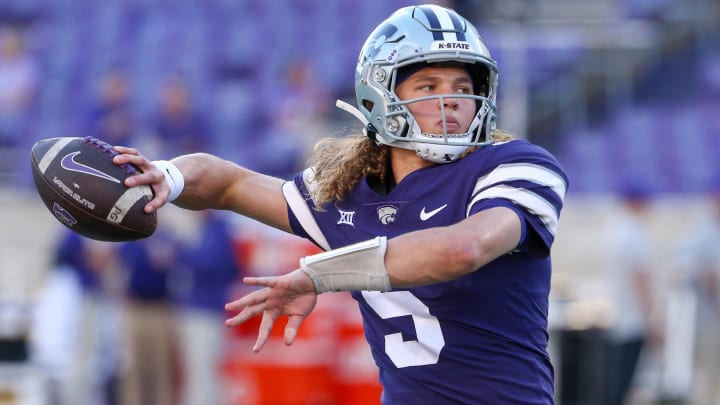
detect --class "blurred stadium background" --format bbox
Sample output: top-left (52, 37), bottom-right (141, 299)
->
top-left (1, 0), bottom-right (719, 404)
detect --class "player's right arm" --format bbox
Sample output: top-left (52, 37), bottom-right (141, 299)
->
top-left (113, 147), bottom-right (292, 233)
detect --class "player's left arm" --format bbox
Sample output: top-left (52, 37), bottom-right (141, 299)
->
top-left (224, 208), bottom-right (520, 351)
top-left (384, 206), bottom-right (521, 287)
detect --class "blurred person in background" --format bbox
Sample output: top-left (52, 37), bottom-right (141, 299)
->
top-left (86, 68), bottom-right (136, 148)
top-left (117, 229), bottom-right (178, 405)
top-left (111, 4), bottom-right (568, 403)
top-left (249, 60), bottom-right (330, 179)
top-left (142, 75), bottom-right (213, 159)
top-left (0, 25), bottom-right (38, 184)
top-left (172, 210), bottom-right (242, 405)
top-left (30, 230), bottom-right (123, 405)
top-left (275, 60), bottom-right (331, 149)
top-left (673, 182), bottom-right (720, 403)
top-left (0, 26), bottom-right (37, 148)
top-left (602, 186), bottom-right (664, 405)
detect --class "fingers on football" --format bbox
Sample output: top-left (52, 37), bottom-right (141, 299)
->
top-left (112, 150), bottom-right (145, 167)
top-left (144, 197), bottom-right (165, 214)
top-left (112, 145), bottom-right (139, 155)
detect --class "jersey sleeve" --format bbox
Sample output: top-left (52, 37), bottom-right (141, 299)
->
top-left (467, 141), bottom-right (568, 256)
top-left (282, 168), bottom-right (331, 251)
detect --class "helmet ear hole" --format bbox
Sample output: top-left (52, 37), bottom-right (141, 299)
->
top-left (469, 64), bottom-right (490, 96)
top-left (362, 99), bottom-right (374, 113)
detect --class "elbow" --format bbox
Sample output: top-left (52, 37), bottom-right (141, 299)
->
top-left (450, 241), bottom-right (486, 275)
top-left (453, 234), bottom-right (507, 274)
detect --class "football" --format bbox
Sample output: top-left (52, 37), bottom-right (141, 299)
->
top-left (30, 136), bottom-right (157, 242)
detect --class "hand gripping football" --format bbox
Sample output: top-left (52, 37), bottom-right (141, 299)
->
top-left (30, 136), bottom-right (157, 241)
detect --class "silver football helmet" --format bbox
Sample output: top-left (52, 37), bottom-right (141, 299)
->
top-left (339, 5), bottom-right (498, 163)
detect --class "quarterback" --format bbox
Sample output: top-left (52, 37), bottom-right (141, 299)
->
top-left (114, 4), bottom-right (568, 404)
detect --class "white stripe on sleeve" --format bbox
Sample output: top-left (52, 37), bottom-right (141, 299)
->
top-left (467, 185), bottom-right (559, 236)
top-left (282, 178), bottom-right (331, 251)
top-left (473, 163), bottom-right (567, 201)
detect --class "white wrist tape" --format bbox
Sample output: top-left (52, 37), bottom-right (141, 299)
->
top-left (300, 236), bottom-right (391, 293)
top-left (152, 160), bottom-right (185, 202)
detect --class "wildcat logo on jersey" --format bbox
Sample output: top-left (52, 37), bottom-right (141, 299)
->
top-left (377, 205), bottom-right (398, 225)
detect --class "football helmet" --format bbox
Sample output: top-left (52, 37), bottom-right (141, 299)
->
top-left (340, 5), bottom-right (498, 163)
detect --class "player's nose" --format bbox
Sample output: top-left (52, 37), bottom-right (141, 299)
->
top-left (439, 95), bottom-right (459, 110)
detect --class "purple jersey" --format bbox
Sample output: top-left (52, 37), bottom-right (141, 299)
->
top-left (283, 140), bottom-right (568, 404)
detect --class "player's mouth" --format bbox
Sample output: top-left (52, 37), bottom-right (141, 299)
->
top-left (438, 117), bottom-right (462, 133)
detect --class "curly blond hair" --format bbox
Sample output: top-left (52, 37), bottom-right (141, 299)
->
top-left (307, 129), bottom-right (515, 209)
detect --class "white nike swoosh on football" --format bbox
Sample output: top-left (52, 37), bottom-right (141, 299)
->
top-left (420, 204), bottom-right (448, 221)
top-left (60, 151), bottom-right (121, 183)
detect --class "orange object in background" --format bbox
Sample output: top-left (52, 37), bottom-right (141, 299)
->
top-left (330, 296), bottom-right (383, 405)
top-left (223, 222), bottom-right (382, 405)
top-left (221, 292), bottom-right (336, 405)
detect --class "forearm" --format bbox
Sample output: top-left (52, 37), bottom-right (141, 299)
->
top-left (170, 153), bottom-right (239, 210)
top-left (171, 153), bottom-right (291, 232)
top-left (385, 228), bottom-right (482, 287)
top-left (386, 206), bottom-right (522, 287)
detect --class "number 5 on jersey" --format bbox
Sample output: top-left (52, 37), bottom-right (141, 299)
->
top-left (362, 291), bottom-right (445, 368)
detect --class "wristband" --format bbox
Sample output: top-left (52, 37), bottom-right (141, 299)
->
top-left (300, 236), bottom-right (391, 293)
top-left (152, 160), bottom-right (185, 202)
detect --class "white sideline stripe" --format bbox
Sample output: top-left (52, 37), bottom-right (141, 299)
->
top-left (282, 181), bottom-right (330, 251)
top-left (473, 163), bottom-right (567, 200)
top-left (468, 185), bottom-right (559, 236)
top-left (107, 185), bottom-right (151, 224)
top-left (38, 138), bottom-right (74, 174)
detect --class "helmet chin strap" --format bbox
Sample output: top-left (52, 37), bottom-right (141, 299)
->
top-left (409, 121), bottom-right (470, 163)
top-left (416, 115), bottom-right (482, 140)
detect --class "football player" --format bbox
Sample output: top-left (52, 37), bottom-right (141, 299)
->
top-left (114, 4), bottom-right (568, 404)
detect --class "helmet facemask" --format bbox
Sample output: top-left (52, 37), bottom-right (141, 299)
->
top-left (385, 62), bottom-right (496, 163)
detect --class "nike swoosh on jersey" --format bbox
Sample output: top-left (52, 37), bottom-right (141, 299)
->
top-left (60, 151), bottom-right (121, 183)
top-left (420, 203), bottom-right (448, 221)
